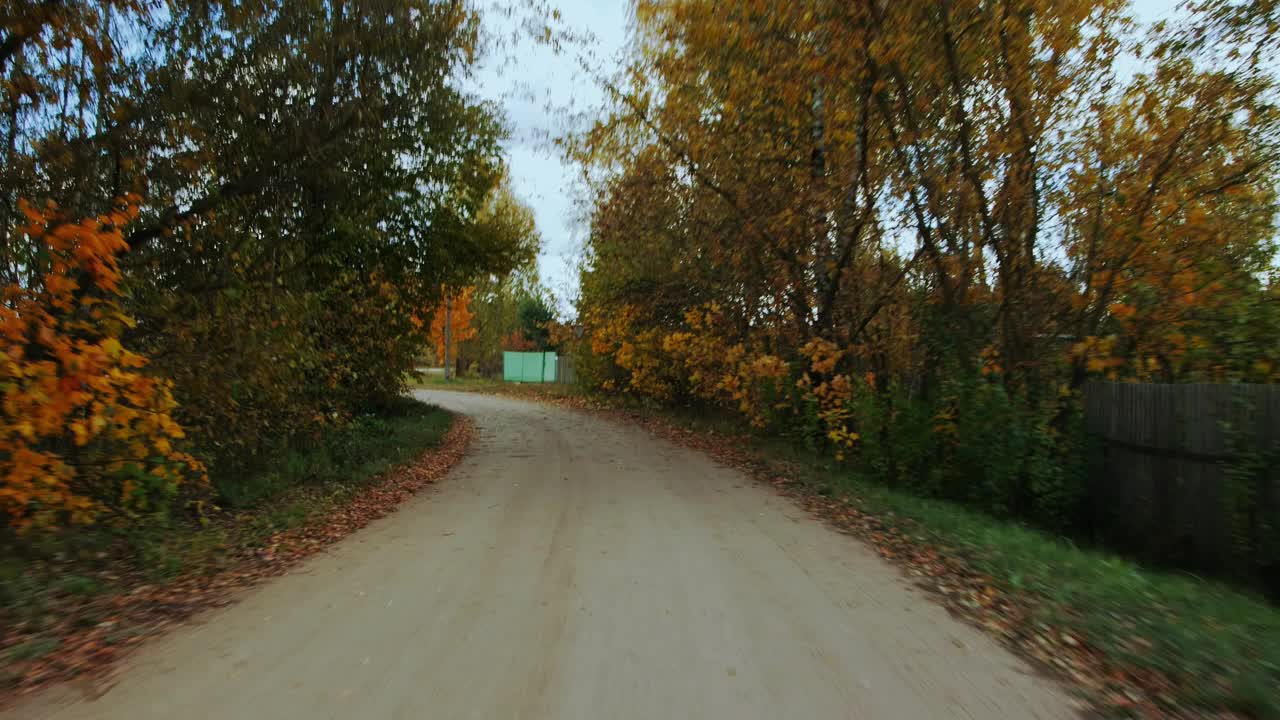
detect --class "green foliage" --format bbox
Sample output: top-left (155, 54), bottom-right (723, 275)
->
top-left (1, 0), bottom-right (535, 533)
top-left (949, 380), bottom-right (1024, 513)
top-left (214, 398), bottom-right (452, 510)
top-left (518, 295), bottom-right (556, 350)
top-left (842, 379), bottom-right (936, 492)
top-left (1221, 410), bottom-right (1280, 583)
top-left (833, 373), bottom-right (1092, 533)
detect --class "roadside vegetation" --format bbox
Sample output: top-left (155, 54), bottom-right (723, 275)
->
top-left (567, 0), bottom-right (1279, 572)
top-left (1, 0), bottom-right (533, 693)
top-left (0, 5), bottom-right (537, 561)
top-left (562, 0), bottom-right (1280, 714)
top-left (411, 374), bottom-right (506, 392)
top-left (753, 420), bottom-right (1280, 718)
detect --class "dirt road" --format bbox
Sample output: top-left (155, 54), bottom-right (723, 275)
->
top-left (10, 391), bottom-right (1078, 719)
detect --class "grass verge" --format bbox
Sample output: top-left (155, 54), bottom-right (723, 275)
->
top-left (409, 373), bottom-right (506, 392)
top-left (409, 372), bottom-right (584, 401)
top-left (212, 397), bottom-right (453, 512)
top-left (798, 457), bottom-right (1280, 717)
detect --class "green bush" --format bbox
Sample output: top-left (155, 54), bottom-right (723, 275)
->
top-left (844, 377), bottom-right (940, 493)
top-left (1222, 428), bottom-right (1280, 582)
top-left (949, 377), bottom-right (1025, 513)
top-left (838, 372), bottom-right (1090, 535)
top-left (213, 398), bottom-right (450, 509)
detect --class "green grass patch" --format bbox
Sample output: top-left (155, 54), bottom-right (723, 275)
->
top-left (407, 372), bottom-right (585, 403)
top-left (826, 477), bottom-right (1280, 713)
top-left (57, 575), bottom-right (102, 597)
top-left (407, 372), bottom-right (506, 392)
top-left (4, 638), bottom-right (58, 664)
top-left (127, 397), bottom-right (456, 577)
top-left (213, 396), bottom-right (452, 510)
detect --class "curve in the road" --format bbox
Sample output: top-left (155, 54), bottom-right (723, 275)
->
top-left (7, 390), bottom-right (1080, 720)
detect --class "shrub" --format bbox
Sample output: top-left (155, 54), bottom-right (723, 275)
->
top-left (1, 200), bottom-right (203, 533)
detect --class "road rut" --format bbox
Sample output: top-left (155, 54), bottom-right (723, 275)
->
top-left (9, 391), bottom-right (1078, 719)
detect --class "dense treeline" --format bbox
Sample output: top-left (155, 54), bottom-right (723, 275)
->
top-left (456, 268), bottom-right (558, 374)
top-left (1, 0), bottom-right (535, 534)
top-left (570, 0), bottom-right (1280, 559)
top-left (421, 181), bottom-right (559, 377)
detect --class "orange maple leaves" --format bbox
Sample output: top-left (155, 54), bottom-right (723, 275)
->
top-left (1, 198), bottom-right (203, 531)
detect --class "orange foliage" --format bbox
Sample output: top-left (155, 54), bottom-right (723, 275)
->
top-left (503, 329), bottom-right (537, 351)
top-left (1, 198), bottom-right (203, 532)
top-left (429, 287), bottom-right (477, 362)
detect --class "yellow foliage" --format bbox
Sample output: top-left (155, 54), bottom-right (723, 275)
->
top-left (801, 339), bottom-right (844, 375)
top-left (1, 198), bottom-right (204, 532)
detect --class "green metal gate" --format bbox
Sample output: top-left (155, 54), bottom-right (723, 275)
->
top-left (502, 351), bottom-right (557, 383)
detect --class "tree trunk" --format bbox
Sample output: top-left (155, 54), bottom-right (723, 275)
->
top-left (443, 294), bottom-right (452, 380)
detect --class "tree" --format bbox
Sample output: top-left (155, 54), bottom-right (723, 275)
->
top-left (518, 295), bottom-right (556, 351)
top-left (449, 179), bottom-right (548, 375)
top-left (430, 287), bottom-right (478, 370)
top-left (574, 0), bottom-right (1278, 391)
top-left (1, 198), bottom-right (202, 531)
top-left (461, 267), bottom-right (550, 374)
top-left (2, 0), bottom-right (539, 529)
top-left (568, 0), bottom-right (1280, 525)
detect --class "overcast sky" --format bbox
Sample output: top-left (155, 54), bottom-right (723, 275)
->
top-left (470, 0), bottom-right (1180, 316)
top-left (468, 1), bottom-right (632, 314)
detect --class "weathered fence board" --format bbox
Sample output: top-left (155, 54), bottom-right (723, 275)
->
top-left (555, 355), bottom-right (577, 386)
top-left (1084, 381), bottom-right (1280, 572)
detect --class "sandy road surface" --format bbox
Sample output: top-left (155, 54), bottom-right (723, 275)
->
top-left (9, 391), bottom-right (1078, 720)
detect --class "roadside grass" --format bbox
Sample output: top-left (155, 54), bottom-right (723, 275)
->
top-left (147, 397), bottom-right (454, 578)
top-left (408, 373), bottom-right (506, 392)
top-left (0, 398), bottom-right (454, 673)
top-left (404, 366), bottom-right (504, 389)
top-left (408, 372), bottom-right (584, 402)
top-left (612, 400), bottom-right (1280, 718)
top-left (213, 396), bottom-right (452, 510)
top-left (819, 473), bottom-right (1280, 717)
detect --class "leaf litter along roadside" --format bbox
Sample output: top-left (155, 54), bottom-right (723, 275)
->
top-left (480, 385), bottom-right (1274, 720)
top-left (0, 414), bottom-right (475, 706)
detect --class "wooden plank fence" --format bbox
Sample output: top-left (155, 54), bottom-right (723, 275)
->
top-left (1084, 381), bottom-right (1280, 572)
top-left (555, 355), bottom-right (577, 385)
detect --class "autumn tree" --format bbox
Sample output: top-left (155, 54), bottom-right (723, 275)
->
top-left (430, 287), bottom-right (478, 369)
top-left (575, 0), bottom-right (1278, 386)
top-left (2, 0), bottom-right (539, 528)
top-left (570, 0), bottom-right (1280, 524)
